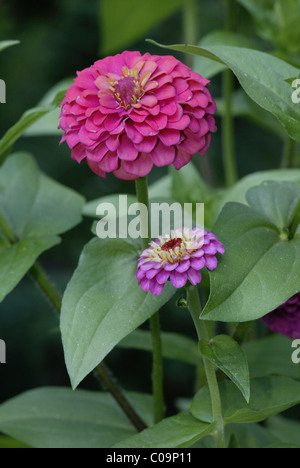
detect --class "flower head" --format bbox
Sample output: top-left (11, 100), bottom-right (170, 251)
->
top-left (263, 293), bottom-right (300, 339)
top-left (137, 228), bottom-right (224, 295)
top-left (59, 51), bottom-right (216, 180)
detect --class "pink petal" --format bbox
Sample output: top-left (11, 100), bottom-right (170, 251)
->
top-left (200, 134), bottom-right (212, 156)
top-left (150, 280), bottom-right (164, 296)
top-left (146, 269), bottom-right (159, 280)
top-left (167, 114), bottom-right (190, 130)
top-left (168, 104), bottom-right (183, 123)
top-left (99, 94), bottom-right (118, 109)
top-left (156, 270), bottom-right (170, 285)
top-left (134, 122), bottom-right (158, 137)
top-left (66, 133), bottom-right (80, 149)
top-left (161, 102), bottom-right (177, 116)
top-left (141, 277), bottom-right (151, 292)
top-left (146, 114), bottom-right (168, 132)
top-left (117, 134), bottom-right (139, 161)
top-left (95, 75), bottom-right (111, 91)
top-left (86, 142), bottom-right (109, 161)
top-left (113, 162), bottom-right (138, 181)
top-left (176, 260), bottom-right (190, 273)
top-left (190, 257), bottom-right (206, 270)
top-left (78, 126), bottom-right (95, 146)
top-left (181, 131), bottom-right (206, 154)
top-left (134, 136), bottom-right (157, 153)
top-left (154, 84), bottom-right (176, 101)
top-left (137, 269), bottom-right (145, 281)
top-left (163, 263), bottom-right (178, 272)
top-left (173, 78), bottom-right (189, 94)
top-left (187, 268), bottom-right (202, 285)
top-left (151, 142), bottom-right (175, 167)
top-left (140, 95), bottom-right (158, 107)
top-left (129, 111), bottom-right (147, 123)
top-left (106, 135), bottom-right (120, 151)
top-left (104, 114), bottom-right (123, 131)
top-left (158, 129), bottom-right (180, 146)
top-left (170, 270), bottom-right (187, 289)
top-left (125, 121), bottom-right (144, 144)
top-left (123, 152), bottom-right (153, 177)
top-left (98, 152), bottom-right (119, 172)
top-left (87, 160), bottom-right (106, 178)
top-left (173, 147), bottom-right (192, 170)
top-left (71, 144), bottom-right (86, 163)
top-left (205, 256), bottom-right (218, 271)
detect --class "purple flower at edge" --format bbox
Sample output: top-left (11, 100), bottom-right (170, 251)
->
top-left (137, 227), bottom-right (225, 296)
top-left (263, 293), bottom-right (300, 339)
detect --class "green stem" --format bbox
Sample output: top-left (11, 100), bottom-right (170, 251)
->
top-left (29, 263), bottom-right (62, 312)
top-left (222, 0), bottom-right (238, 187)
top-left (135, 177), bottom-right (165, 424)
top-left (183, 0), bottom-right (198, 68)
top-left (282, 137), bottom-right (296, 169)
top-left (187, 286), bottom-right (225, 449)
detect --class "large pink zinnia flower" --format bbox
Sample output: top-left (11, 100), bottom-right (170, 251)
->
top-left (137, 228), bottom-right (224, 295)
top-left (59, 51), bottom-right (216, 180)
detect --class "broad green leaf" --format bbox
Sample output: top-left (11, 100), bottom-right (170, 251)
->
top-left (61, 238), bottom-right (176, 389)
top-left (114, 413), bottom-right (215, 448)
top-left (244, 335), bottom-right (299, 380)
top-left (0, 387), bottom-right (152, 448)
top-left (218, 169), bottom-right (300, 214)
top-left (119, 330), bottom-right (199, 366)
top-left (0, 41), bottom-right (19, 53)
top-left (202, 182), bottom-right (300, 322)
top-left (149, 41), bottom-right (300, 141)
top-left (246, 181), bottom-right (300, 232)
top-left (194, 30), bottom-right (260, 79)
top-left (0, 89), bottom-right (67, 164)
top-left (225, 423), bottom-right (278, 449)
top-left (199, 335), bottom-right (250, 402)
top-left (24, 79), bottom-right (72, 137)
top-left (0, 436), bottom-right (30, 448)
top-left (266, 416), bottom-right (300, 447)
top-left (100, 0), bottom-right (183, 55)
top-left (0, 153), bottom-right (84, 302)
top-left (191, 376), bottom-right (300, 424)
top-left (216, 90), bottom-right (286, 138)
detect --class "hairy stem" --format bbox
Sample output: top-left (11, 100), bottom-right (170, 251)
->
top-left (187, 286), bottom-right (225, 449)
top-left (135, 177), bottom-right (165, 424)
top-left (222, 0), bottom-right (238, 187)
top-left (282, 137), bottom-right (296, 169)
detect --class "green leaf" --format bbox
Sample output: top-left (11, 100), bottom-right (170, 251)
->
top-left (0, 436), bottom-right (30, 448)
top-left (61, 238), bottom-right (176, 389)
top-left (191, 376), bottom-right (300, 424)
top-left (100, 0), bottom-right (183, 55)
top-left (0, 89), bottom-right (67, 164)
top-left (0, 153), bottom-right (84, 302)
top-left (199, 335), bottom-right (250, 402)
top-left (218, 169), bottom-right (300, 215)
top-left (119, 330), bottom-right (199, 366)
top-left (202, 182), bottom-right (300, 322)
top-left (0, 388), bottom-right (152, 448)
top-left (225, 423), bottom-right (278, 449)
top-left (244, 335), bottom-right (299, 380)
top-left (114, 413), bottom-right (215, 448)
top-left (0, 41), bottom-right (20, 53)
top-left (266, 416), bottom-right (300, 447)
top-left (149, 41), bottom-right (300, 141)
top-left (194, 30), bottom-right (260, 79)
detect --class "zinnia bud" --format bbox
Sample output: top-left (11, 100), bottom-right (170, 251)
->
top-left (263, 293), bottom-right (300, 339)
top-left (59, 51), bottom-right (216, 180)
top-left (137, 228), bottom-right (224, 295)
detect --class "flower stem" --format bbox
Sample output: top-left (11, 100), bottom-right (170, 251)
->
top-left (282, 137), bottom-right (296, 169)
top-left (0, 209), bottom-right (147, 432)
top-left (183, 0), bottom-right (198, 68)
top-left (222, 0), bottom-right (238, 187)
top-left (135, 177), bottom-right (165, 424)
top-left (187, 285), bottom-right (225, 449)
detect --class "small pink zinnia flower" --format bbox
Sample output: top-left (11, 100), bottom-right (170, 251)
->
top-left (263, 293), bottom-right (300, 339)
top-left (59, 51), bottom-right (216, 180)
top-left (137, 228), bottom-right (224, 296)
